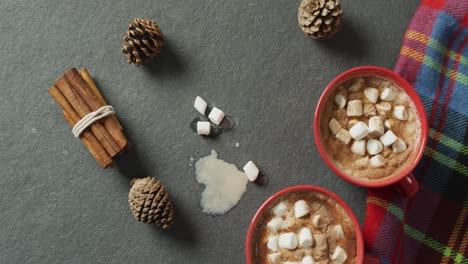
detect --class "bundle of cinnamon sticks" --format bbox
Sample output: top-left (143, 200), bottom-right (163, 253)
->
top-left (48, 68), bottom-right (128, 168)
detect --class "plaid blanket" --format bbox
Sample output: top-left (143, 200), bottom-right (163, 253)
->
top-left (362, 0), bottom-right (468, 263)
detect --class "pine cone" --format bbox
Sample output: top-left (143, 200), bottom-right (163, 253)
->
top-left (128, 177), bottom-right (174, 230)
top-left (121, 18), bottom-right (165, 65)
top-left (298, 0), bottom-right (343, 40)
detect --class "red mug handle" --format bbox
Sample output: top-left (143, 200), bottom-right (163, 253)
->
top-left (364, 254), bottom-right (381, 264)
top-left (394, 172), bottom-right (419, 197)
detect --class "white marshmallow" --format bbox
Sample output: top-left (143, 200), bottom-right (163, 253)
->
top-left (380, 87), bottom-right (397, 101)
top-left (299, 228), bottom-right (313, 248)
top-left (302, 256), bottom-right (316, 264)
top-left (267, 235), bottom-right (279, 251)
top-left (376, 102), bottom-right (392, 115)
top-left (329, 118), bottom-right (342, 135)
top-left (272, 202), bottom-right (288, 216)
top-left (294, 200), bottom-right (310, 218)
top-left (331, 246), bottom-right (347, 263)
top-left (394, 105), bottom-right (408, 120)
top-left (334, 92), bottom-right (347, 108)
top-left (385, 120), bottom-right (392, 129)
top-left (331, 225), bottom-right (345, 240)
top-left (346, 100), bottom-right (363, 117)
top-left (368, 116), bottom-right (384, 137)
top-left (208, 107), bottom-right (225, 125)
top-left (197, 121), bottom-right (211, 135)
top-left (268, 253), bottom-right (282, 264)
top-left (392, 138), bottom-right (407, 153)
top-left (335, 129), bottom-right (351, 144)
top-left (364, 87), bottom-right (379, 103)
top-left (366, 139), bottom-right (384, 155)
top-left (351, 140), bottom-right (366, 156)
top-left (355, 157), bottom-right (369, 168)
top-left (380, 130), bottom-right (398, 147)
top-left (267, 217), bottom-right (283, 232)
top-left (243, 161), bottom-right (259, 182)
top-left (349, 121), bottom-right (369, 140)
top-left (194, 96), bottom-right (208, 115)
top-left (278, 232), bottom-right (298, 250)
top-left (370, 155), bottom-right (385, 168)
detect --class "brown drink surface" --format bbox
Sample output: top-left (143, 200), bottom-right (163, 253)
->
top-left (320, 76), bottom-right (421, 181)
top-left (250, 191), bottom-right (356, 263)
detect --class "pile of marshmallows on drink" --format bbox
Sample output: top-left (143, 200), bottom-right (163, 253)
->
top-left (329, 82), bottom-right (409, 168)
top-left (193, 96), bottom-right (260, 182)
top-left (266, 200), bottom-right (347, 264)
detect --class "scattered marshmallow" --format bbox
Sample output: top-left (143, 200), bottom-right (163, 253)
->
top-left (302, 256), bottom-right (316, 264)
top-left (330, 225), bottom-right (345, 240)
top-left (394, 105), bottom-right (408, 120)
top-left (194, 96), bottom-right (208, 115)
top-left (370, 155), bottom-right (385, 168)
top-left (364, 87), bottom-right (379, 103)
top-left (208, 107), bottom-right (225, 125)
top-left (331, 246), bottom-right (347, 263)
top-left (334, 91), bottom-right (347, 108)
top-left (299, 228), bottom-right (313, 248)
top-left (328, 118), bottom-right (342, 135)
top-left (363, 103), bottom-right (377, 117)
top-left (355, 157), bottom-right (369, 168)
top-left (272, 202), bottom-right (288, 216)
top-left (268, 253), bottom-right (282, 264)
top-left (294, 200), bottom-right (310, 218)
top-left (366, 139), bottom-right (384, 155)
top-left (197, 121), bottom-right (211, 135)
top-left (385, 120), bottom-right (393, 129)
top-left (380, 130), bottom-right (398, 147)
top-left (380, 87), bottom-right (397, 101)
top-left (351, 140), bottom-right (366, 156)
top-left (335, 129), bottom-right (351, 144)
top-left (346, 100), bottom-right (363, 117)
top-left (392, 138), bottom-right (407, 153)
top-left (267, 235), bottom-right (279, 251)
top-left (243, 161), bottom-right (259, 182)
top-left (349, 121), bottom-right (369, 140)
top-left (376, 102), bottom-right (392, 115)
top-left (267, 217), bottom-right (283, 232)
top-left (368, 116), bottom-right (384, 137)
top-left (278, 232), bottom-right (298, 250)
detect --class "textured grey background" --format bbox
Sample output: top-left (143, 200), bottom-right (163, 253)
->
top-left (0, 0), bottom-right (420, 263)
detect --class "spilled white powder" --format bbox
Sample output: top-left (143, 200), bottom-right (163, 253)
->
top-left (195, 150), bottom-right (248, 215)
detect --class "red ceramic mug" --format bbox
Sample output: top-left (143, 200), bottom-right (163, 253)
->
top-left (314, 66), bottom-right (428, 196)
top-left (245, 185), bottom-right (380, 264)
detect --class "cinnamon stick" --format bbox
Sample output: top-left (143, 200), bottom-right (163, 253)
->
top-left (79, 68), bottom-right (123, 130)
top-left (55, 76), bottom-right (120, 157)
top-left (48, 85), bottom-right (112, 168)
top-left (65, 69), bottom-right (127, 150)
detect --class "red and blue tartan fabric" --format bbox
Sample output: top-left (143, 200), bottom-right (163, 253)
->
top-left (363, 0), bottom-right (468, 263)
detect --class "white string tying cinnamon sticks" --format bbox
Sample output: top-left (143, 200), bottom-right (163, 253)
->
top-left (72, 105), bottom-right (115, 138)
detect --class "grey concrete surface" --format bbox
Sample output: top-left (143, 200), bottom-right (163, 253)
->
top-left (0, 0), bottom-right (420, 263)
